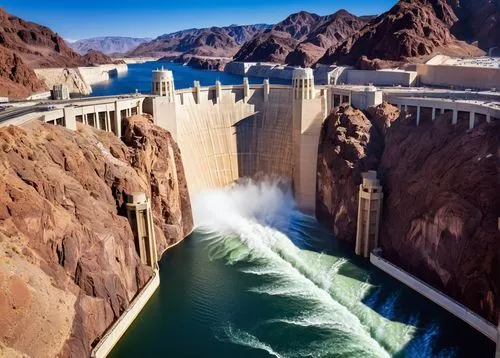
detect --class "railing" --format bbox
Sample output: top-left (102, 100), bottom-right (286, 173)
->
top-left (370, 252), bottom-right (497, 341)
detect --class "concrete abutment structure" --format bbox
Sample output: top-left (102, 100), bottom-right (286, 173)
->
top-left (355, 171), bottom-right (383, 258)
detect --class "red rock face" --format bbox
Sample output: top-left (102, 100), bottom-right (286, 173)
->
top-left (0, 46), bottom-right (48, 98)
top-left (0, 115), bottom-right (192, 357)
top-left (316, 103), bottom-right (499, 324)
top-left (316, 105), bottom-right (385, 242)
top-left (81, 49), bottom-right (125, 66)
top-left (233, 31), bottom-right (299, 64)
top-left (318, 0), bottom-right (484, 66)
top-left (0, 7), bottom-right (85, 68)
top-left (379, 113), bottom-right (500, 324)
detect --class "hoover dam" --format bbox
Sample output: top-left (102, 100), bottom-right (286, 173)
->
top-left (1, 64), bottom-right (499, 357)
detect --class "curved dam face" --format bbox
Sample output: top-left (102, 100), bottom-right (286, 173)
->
top-left (145, 69), bottom-right (380, 213)
top-left (174, 84), bottom-right (295, 196)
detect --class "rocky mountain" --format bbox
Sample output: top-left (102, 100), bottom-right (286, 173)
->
top-left (0, 47), bottom-right (48, 99)
top-left (449, 0), bottom-right (500, 52)
top-left (234, 10), bottom-right (368, 67)
top-left (80, 49), bottom-right (125, 65)
top-left (316, 102), bottom-right (499, 324)
top-left (68, 36), bottom-right (152, 55)
top-left (0, 115), bottom-right (192, 357)
top-left (128, 24), bottom-right (270, 58)
top-left (0, 8), bottom-right (119, 99)
top-left (318, 0), bottom-right (484, 67)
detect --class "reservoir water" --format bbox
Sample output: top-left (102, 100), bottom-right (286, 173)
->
top-left (109, 180), bottom-right (494, 358)
top-left (90, 61), bottom-right (290, 96)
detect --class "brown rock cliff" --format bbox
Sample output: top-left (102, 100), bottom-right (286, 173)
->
top-left (0, 115), bottom-right (192, 357)
top-left (316, 103), bottom-right (499, 324)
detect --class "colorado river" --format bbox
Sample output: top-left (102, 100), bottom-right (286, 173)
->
top-left (109, 180), bottom-right (494, 357)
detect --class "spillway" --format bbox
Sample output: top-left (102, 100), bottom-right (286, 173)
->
top-left (109, 179), bottom-right (494, 357)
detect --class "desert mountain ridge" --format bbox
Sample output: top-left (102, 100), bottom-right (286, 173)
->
top-left (68, 36), bottom-right (152, 55)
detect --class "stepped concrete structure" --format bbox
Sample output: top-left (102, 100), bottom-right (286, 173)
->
top-left (355, 171), bottom-right (383, 258)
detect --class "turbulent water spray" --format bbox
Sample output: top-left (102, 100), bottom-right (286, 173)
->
top-left (192, 179), bottom-right (451, 357)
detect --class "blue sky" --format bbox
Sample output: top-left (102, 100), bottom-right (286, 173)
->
top-left (2, 0), bottom-right (396, 41)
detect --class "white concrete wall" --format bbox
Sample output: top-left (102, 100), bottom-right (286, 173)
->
top-left (346, 69), bottom-right (418, 87)
top-left (370, 253), bottom-right (497, 342)
top-left (90, 270), bottom-right (160, 358)
top-left (172, 84), bottom-right (294, 197)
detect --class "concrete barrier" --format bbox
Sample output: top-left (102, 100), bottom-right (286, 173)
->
top-left (370, 253), bottom-right (497, 342)
top-left (90, 270), bottom-right (160, 358)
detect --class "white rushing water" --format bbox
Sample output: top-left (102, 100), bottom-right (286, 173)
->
top-left (192, 179), bottom-right (456, 358)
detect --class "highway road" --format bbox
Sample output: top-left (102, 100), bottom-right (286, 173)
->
top-left (0, 105), bottom-right (45, 123)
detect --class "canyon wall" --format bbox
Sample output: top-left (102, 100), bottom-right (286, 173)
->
top-left (0, 115), bottom-right (192, 357)
top-left (316, 103), bottom-right (499, 324)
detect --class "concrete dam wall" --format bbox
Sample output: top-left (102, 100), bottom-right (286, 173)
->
top-left (172, 84), bottom-right (294, 197)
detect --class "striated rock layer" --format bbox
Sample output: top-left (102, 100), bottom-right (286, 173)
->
top-left (0, 115), bottom-right (192, 357)
top-left (316, 103), bottom-right (499, 324)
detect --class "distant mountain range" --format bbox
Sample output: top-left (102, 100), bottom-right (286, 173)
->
top-left (128, 24), bottom-right (271, 59)
top-left (68, 37), bottom-right (152, 55)
top-left (0, 0), bottom-right (498, 99)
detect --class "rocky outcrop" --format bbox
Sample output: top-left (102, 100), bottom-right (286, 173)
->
top-left (181, 56), bottom-right (230, 71)
top-left (0, 47), bottom-right (48, 99)
top-left (318, 0), bottom-right (484, 67)
top-left (378, 113), bottom-right (500, 324)
top-left (234, 10), bottom-right (367, 66)
top-left (0, 7), bottom-right (84, 68)
top-left (0, 115), bottom-right (192, 357)
top-left (234, 31), bottom-right (299, 64)
top-left (316, 105), bottom-right (386, 241)
top-left (316, 103), bottom-right (499, 324)
top-left (81, 50), bottom-right (126, 66)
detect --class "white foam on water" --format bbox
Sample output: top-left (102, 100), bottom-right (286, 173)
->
top-left (218, 324), bottom-right (284, 358)
top-left (193, 179), bottom-right (452, 357)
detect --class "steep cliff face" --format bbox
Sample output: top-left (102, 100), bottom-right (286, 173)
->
top-left (318, 0), bottom-right (484, 67)
top-left (0, 115), bottom-right (192, 357)
top-left (0, 8), bottom-right (116, 99)
top-left (0, 47), bottom-right (48, 99)
top-left (316, 105), bottom-right (386, 242)
top-left (379, 114), bottom-right (500, 324)
top-left (316, 103), bottom-right (499, 323)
